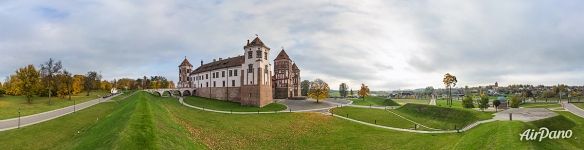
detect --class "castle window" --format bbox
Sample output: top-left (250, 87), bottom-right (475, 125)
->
top-left (234, 70), bottom-right (238, 76)
top-left (222, 71), bottom-right (225, 77)
top-left (248, 51), bottom-right (252, 59)
top-left (264, 52), bottom-right (267, 60)
top-left (264, 65), bottom-right (268, 73)
top-left (206, 82), bottom-right (208, 87)
top-left (222, 81), bottom-right (225, 87)
top-left (206, 74), bottom-right (208, 79)
top-left (248, 64), bottom-right (253, 73)
top-left (229, 70), bottom-right (233, 77)
top-left (213, 81), bottom-right (216, 87)
top-left (232, 80), bottom-right (235, 86)
top-left (256, 50), bottom-right (262, 58)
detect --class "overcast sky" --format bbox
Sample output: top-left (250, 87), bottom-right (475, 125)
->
top-left (1, 0), bottom-right (583, 91)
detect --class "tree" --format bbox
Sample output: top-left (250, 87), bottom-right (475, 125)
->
top-left (350, 89), bottom-right (354, 97)
top-left (300, 80), bottom-right (310, 96)
top-left (492, 100), bottom-right (501, 112)
top-left (63, 70), bottom-right (72, 100)
top-left (425, 86), bottom-right (435, 99)
top-left (358, 83), bottom-right (370, 101)
top-left (443, 73), bottom-right (457, 106)
top-left (462, 95), bottom-right (474, 108)
top-left (40, 58), bottom-right (62, 105)
top-left (84, 71), bottom-right (100, 96)
top-left (16, 65), bottom-right (41, 104)
top-left (339, 83), bottom-right (348, 98)
top-left (307, 79), bottom-right (329, 103)
top-left (510, 95), bottom-right (520, 108)
top-left (4, 75), bottom-right (22, 96)
top-left (479, 94), bottom-right (489, 111)
top-left (72, 75), bottom-right (85, 94)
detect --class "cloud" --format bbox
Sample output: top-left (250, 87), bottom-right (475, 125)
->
top-left (1, 0), bottom-right (583, 90)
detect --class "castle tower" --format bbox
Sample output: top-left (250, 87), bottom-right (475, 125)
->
top-left (240, 36), bottom-right (273, 106)
top-left (178, 57), bottom-right (193, 88)
top-left (273, 48), bottom-right (293, 99)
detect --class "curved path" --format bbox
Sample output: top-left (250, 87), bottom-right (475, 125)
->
top-left (563, 102), bottom-right (584, 118)
top-left (177, 96), bottom-right (499, 134)
top-left (0, 93), bottom-right (123, 132)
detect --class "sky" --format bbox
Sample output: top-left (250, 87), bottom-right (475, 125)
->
top-left (1, 0), bottom-right (584, 91)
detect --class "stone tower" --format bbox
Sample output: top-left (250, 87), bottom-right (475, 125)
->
top-left (273, 49), bottom-right (301, 99)
top-left (178, 57), bottom-right (193, 88)
top-left (240, 36), bottom-right (273, 106)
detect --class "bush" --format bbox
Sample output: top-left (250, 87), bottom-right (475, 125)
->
top-left (510, 95), bottom-right (521, 108)
top-left (462, 95), bottom-right (474, 108)
top-left (0, 89), bottom-right (5, 97)
top-left (492, 100), bottom-right (501, 110)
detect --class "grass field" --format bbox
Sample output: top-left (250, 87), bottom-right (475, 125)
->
top-left (182, 96), bottom-right (287, 112)
top-left (435, 99), bottom-right (463, 108)
top-left (1, 91), bottom-right (583, 149)
top-left (574, 103), bottom-right (584, 110)
top-left (389, 104), bottom-right (493, 130)
top-left (331, 107), bottom-right (434, 130)
top-left (349, 96), bottom-right (399, 106)
top-left (392, 99), bottom-right (430, 105)
top-left (520, 103), bottom-right (562, 108)
top-left (0, 90), bottom-right (109, 120)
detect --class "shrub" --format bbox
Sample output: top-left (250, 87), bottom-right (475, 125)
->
top-left (492, 100), bottom-right (501, 111)
top-left (462, 95), bottom-right (474, 108)
top-left (478, 95), bottom-right (489, 110)
top-left (0, 89), bottom-right (5, 97)
top-left (510, 95), bottom-right (521, 108)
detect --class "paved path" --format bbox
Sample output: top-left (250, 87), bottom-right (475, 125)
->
top-left (492, 108), bottom-right (558, 122)
top-left (179, 97), bottom-right (346, 114)
top-left (0, 93), bottom-right (122, 132)
top-left (429, 98), bottom-right (437, 105)
top-left (563, 102), bottom-right (584, 118)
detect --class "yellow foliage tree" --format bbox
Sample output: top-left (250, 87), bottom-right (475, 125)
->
top-left (6, 75), bottom-right (23, 96)
top-left (443, 73), bottom-right (458, 106)
top-left (72, 75), bottom-right (85, 94)
top-left (308, 79), bottom-right (329, 103)
top-left (358, 83), bottom-right (370, 100)
top-left (16, 64), bottom-right (41, 103)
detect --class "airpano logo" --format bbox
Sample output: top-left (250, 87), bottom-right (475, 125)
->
top-left (520, 127), bottom-right (573, 141)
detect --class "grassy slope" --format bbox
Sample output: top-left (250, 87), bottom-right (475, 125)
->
top-left (392, 99), bottom-right (430, 105)
top-left (436, 99), bottom-right (463, 108)
top-left (0, 90), bottom-right (109, 119)
top-left (1, 91), bottom-right (583, 149)
top-left (520, 103), bottom-right (562, 108)
top-left (350, 96), bottom-right (400, 106)
top-left (391, 104), bottom-right (493, 130)
top-left (183, 96), bottom-right (286, 112)
top-left (331, 107), bottom-right (434, 130)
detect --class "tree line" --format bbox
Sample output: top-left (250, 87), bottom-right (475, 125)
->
top-left (0, 58), bottom-right (175, 104)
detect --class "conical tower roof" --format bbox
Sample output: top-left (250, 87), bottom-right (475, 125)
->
top-left (274, 49), bottom-right (291, 61)
top-left (179, 57), bottom-right (193, 67)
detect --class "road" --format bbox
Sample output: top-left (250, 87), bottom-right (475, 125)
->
top-left (0, 93), bottom-right (121, 132)
top-left (563, 102), bottom-right (584, 118)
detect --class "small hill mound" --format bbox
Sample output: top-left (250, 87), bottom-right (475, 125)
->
top-left (392, 103), bottom-right (493, 130)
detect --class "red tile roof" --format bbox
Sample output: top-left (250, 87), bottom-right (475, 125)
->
top-left (190, 56), bottom-right (244, 74)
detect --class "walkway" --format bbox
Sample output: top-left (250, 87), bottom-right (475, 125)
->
top-left (0, 93), bottom-right (122, 132)
top-left (563, 102), bottom-right (584, 118)
top-left (179, 97), bottom-right (344, 114)
top-left (429, 98), bottom-right (437, 105)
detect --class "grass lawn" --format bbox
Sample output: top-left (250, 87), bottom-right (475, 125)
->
top-left (349, 96), bottom-right (400, 106)
top-left (435, 99), bottom-right (463, 108)
top-left (331, 107), bottom-right (434, 130)
top-left (182, 96), bottom-right (287, 112)
top-left (1, 91), bottom-right (583, 149)
top-left (392, 99), bottom-right (430, 105)
top-left (520, 103), bottom-right (562, 108)
top-left (0, 90), bottom-right (109, 120)
top-left (389, 104), bottom-right (493, 130)
top-left (574, 103), bottom-right (584, 110)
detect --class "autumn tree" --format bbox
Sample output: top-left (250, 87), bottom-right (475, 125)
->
top-left (339, 83), bottom-right (348, 98)
top-left (63, 70), bottom-right (73, 100)
top-left (40, 58), bottom-right (62, 105)
top-left (358, 83), bottom-right (370, 101)
top-left (301, 80), bottom-right (310, 96)
top-left (72, 75), bottom-right (85, 94)
top-left (16, 65), bottom-right (41, 104)
top-left (443, 73), bottom-right (457, 106)
top-left (510, 95), bottom-right (520, 108)
top-left (308, 79), bottom-right (329, 103)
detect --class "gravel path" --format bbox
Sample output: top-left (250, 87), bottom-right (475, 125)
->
top-left (563, 102), bottom-right (584, 118)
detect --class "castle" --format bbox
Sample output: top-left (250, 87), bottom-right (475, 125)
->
top-left (177, 37), bottom-right (301, 107)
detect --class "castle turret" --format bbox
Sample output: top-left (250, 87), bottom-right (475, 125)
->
top-left (178, 57), bottom-right (193, 88)
top-left (240, 36), bottom-right (273, 106)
